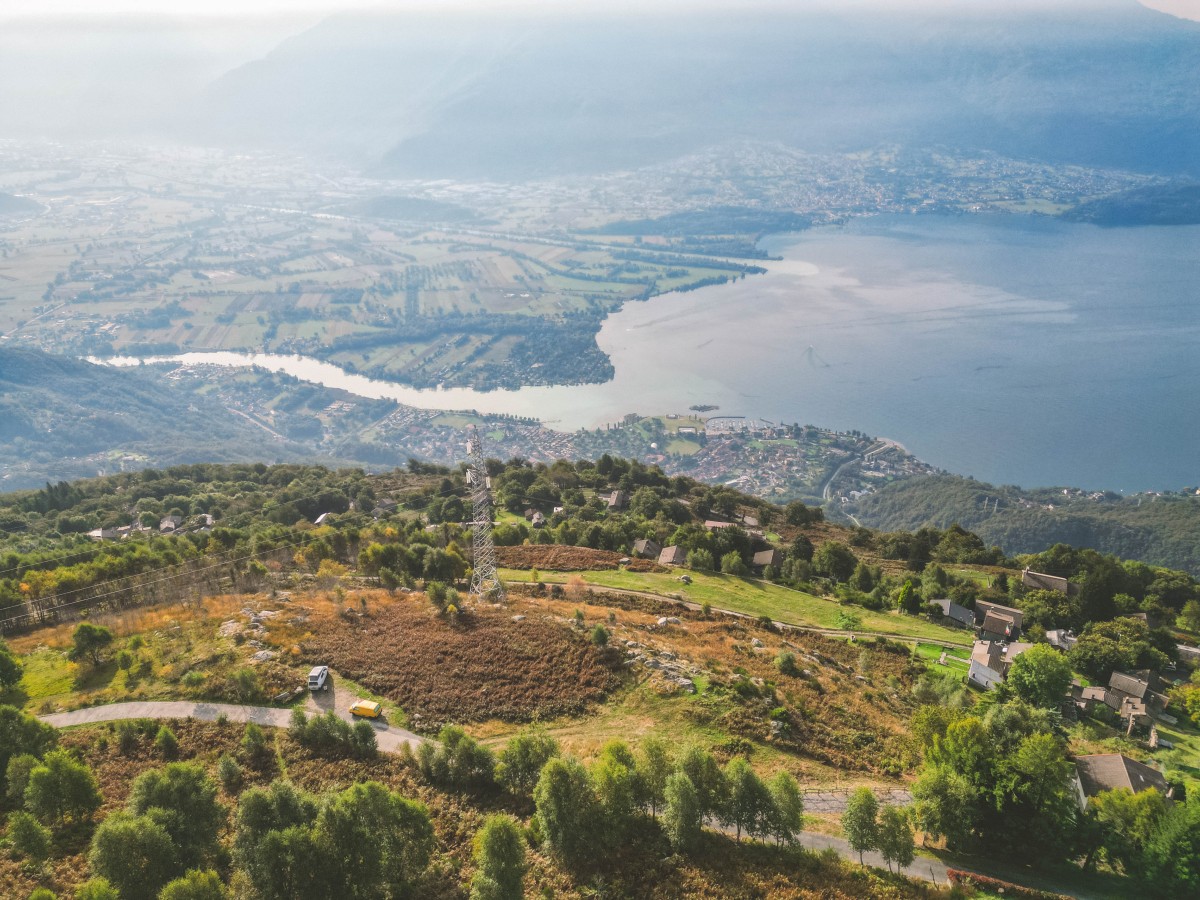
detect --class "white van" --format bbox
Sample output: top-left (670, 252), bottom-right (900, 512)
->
top-left (307, 665), bottom-right (330, 691)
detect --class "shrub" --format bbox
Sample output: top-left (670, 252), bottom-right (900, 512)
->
top-left (496, 725), bottom-right (561, 796)
top-left (155, 726), bottom-right (180, 759)
top-left (181, 670), bottom-right (204, 688)
top-left (75, 878), bottom-right (120, 900)
top-left (116, 650), bottom-right (134, 671)
top-left (240, 723), bottom-right (269, 767)
top-left (116, 720), bottom-right (139, 755)
top-left (292, 710), bottom-right (376, 759)
top-left (158, 869), bottom-right (228, 900)
top-left (216, 753), bottom-right (242, 793)
top-left (590, 625), bottom-right (609, 646)
top-left (5, 753), bottom-right (39, 805)
top-left (7, 809), bottom-right (52, 862)
top-left (417, 726), bottom-right (495, 789)
top-left (776, 651), bottom-right (799, 676)
top-left (25, 749), bottom-right (102, 824)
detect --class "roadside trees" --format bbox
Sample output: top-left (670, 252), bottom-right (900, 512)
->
top-left (876, 806), bottom-right (916, 872)
top-left (843, 787), bottom-right (879, 865)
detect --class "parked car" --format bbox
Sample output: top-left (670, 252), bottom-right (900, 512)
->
top-left (307, 666), bottom-right (330, 691)
top-left (349, 699), bottom-right (383, 719)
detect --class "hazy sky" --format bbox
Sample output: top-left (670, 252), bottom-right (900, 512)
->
top-left (3, 0), bottom-right (1198, 19)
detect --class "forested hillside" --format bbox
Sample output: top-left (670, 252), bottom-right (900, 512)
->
top-left (845, 475), bottom-right (1200, 576)
top-left (0, 348), bottom-right (320, 488)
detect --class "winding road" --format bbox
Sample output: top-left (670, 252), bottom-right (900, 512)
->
top-left (39, 689), bottom-right (424, 754)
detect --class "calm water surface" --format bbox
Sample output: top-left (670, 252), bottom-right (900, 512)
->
top-left (106, 215), bottom-right (1200, 491)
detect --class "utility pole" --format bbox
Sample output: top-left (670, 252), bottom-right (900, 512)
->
top-left (466, 425), bottom-right (505, 602)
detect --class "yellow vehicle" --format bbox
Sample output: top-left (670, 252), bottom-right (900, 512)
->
top-left (348, 699), bottom-right (383, 719)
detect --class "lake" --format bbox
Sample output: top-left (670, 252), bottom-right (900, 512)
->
top-left (105, 214), bottom-right (1200, 492)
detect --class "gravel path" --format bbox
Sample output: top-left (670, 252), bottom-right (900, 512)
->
top-left (39, 695), bottom-right (425, 754)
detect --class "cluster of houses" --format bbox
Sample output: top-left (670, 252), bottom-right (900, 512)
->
top-left (87, 513), bottom-right (213, 542)
top-left (631, 511), bottom-right (781, 573)
top-left (931, 569), bottom-right (1180, 810)
top-left (931, 571), bottom-right (1179, 739)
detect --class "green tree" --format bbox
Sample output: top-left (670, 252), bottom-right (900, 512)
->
top-left (416, 725), bottom-right (495, 789)
top-left (813, 541), bottom-right (857, 582)
top-left (1006, 644), bottom-right (1073, 708)
top-left (75, 878), bottom-right (120, 900)
top-left (1069, 617), bottom-right (1171, 682)
top-left (662, 772), bottom-right (703, 854)
top-left (849, 562), bottom-right (876, 592)
top-left (0, 705), bottom-right (57, 790)
top-left (590, 624), bottom-right (609, 646)
top-left (7, 809), bottom-right (52, 863)
top-left (127, 763), bottom-right (225, 869)
top-left (25, 749), bottom-right (102, 824)
top-left (767, 771), bottom-right (804, 845)
top-left (89, 812), bottom-right (182, 900)
top-left (1177, 599), bottom-right (1200, 634)
top-left (315, 781), bottom-right (434, 899)
top-left (233, 781), bottom-right (324, 900)
top-left (593, 741), bottom-right (640, 838)
top-left (720, 757), bottom-right (772, 841)
top-left (912, 765), bottom-right (977, 850)
top-left (876, 805), bottom-right (915, 873)
top-left (68, 622), bottom-right (115, 665)
top-left (1087, 787), bottom-right (1168, 875)
top-left (470, 814), bottom-right (526, 900)
top-left (678, 746), bottom-right (727, 820)
top-left (687, 548), bottom-right (715, 572)
top-left (0, 640), bottom-right (22, 689)
top-left (720, 551), bottom-right (748, 576)
top-left (533, 756), bottom-right (601, 869)
top-left (496, 725), bottom-right (560, 796)
top-left (6, 753), bottom-right (39, 805)
top-left (1144, 797), bottom-right (1200, 895)
top-left (158, 870), bottom-right (228, 900)
top-left (29, 890), bottom-right (56, 900)
top-left (637, 737), bottom-right (673, 818)
top-left (843, 787), bottom-right (879, 865)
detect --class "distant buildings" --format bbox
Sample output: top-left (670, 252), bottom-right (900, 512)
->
top-left (658, 545), bottom-right (688, 566)
top-left (1021, 568), bottom-right (1079, 596)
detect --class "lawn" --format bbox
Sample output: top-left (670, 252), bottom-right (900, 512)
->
top-left (913, 642), bottom-right (970, 678)
top-left (498, 568), bottom-right (971, 644)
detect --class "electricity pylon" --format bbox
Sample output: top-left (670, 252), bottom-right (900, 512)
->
top-left (465, 425), bottom-right (505, 602)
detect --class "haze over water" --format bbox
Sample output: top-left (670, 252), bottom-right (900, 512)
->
top-left (111, 215), bottom-right (1200, 492)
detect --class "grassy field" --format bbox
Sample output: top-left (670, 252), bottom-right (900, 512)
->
top-left (498, 567), bottom-right (972, 644)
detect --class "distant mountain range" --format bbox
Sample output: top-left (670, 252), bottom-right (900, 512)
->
top-left (2, 2), bottom-right (1198, 180)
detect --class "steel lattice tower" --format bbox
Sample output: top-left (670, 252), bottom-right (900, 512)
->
top-left (466, 425), bottom-right (505, 602)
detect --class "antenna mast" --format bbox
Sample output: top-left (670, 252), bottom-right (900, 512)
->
top-left (466, 425), bottom-right (505, 602)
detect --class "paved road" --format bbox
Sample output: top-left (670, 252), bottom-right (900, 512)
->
top-left (799, 788), bottom-right (912, 814)
top-left (39, 694), bottom-right (425, 754)
top-left (795, 831), bottom-right (949, 885)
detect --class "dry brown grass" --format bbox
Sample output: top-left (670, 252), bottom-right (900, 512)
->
top-left (299, 593), bottom-right (622, 727)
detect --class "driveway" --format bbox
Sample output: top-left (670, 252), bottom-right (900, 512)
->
top-left (39, 696), bottom-right (424, 754)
